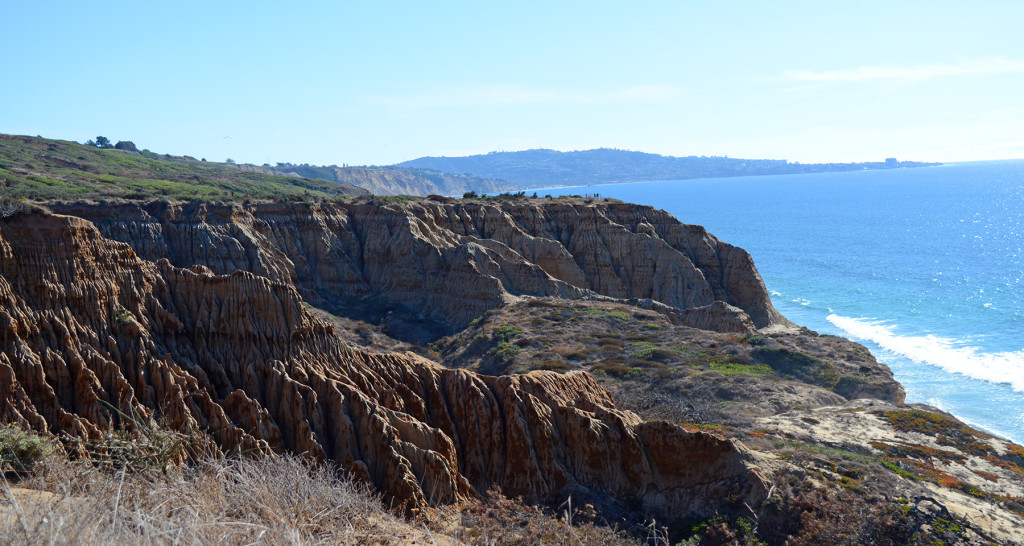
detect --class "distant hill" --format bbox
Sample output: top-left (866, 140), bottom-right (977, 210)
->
top-left (0, 134), bottom-right (369, 200)
top-left (267, 163), bottom-right (514, 196)
top-left (396, 148), bottom-right (940, 187)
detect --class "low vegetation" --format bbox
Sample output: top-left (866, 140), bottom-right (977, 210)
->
top-left (0, 422), bottom-right (654, 545)
top-left (0, 425), bottom-right (58, 473)
top-left (0, 134), bottom-right (365, 201)
top-left (438, 298), bottom-right (895, 429)
top-left (2, 453), bottom-right (403, 545)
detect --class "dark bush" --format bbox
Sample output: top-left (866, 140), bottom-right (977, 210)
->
top-left (0, 197), bottom-right (48, 219)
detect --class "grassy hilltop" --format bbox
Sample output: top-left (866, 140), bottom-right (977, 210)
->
top-left (0, 134), bottom-right (368, 201)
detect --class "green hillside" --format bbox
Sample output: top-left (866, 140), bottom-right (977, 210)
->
top-left (0, 134), bottom-right (368, 201)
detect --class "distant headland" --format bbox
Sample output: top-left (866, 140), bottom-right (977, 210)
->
top-left (395, 148), bottom-right (940, 188)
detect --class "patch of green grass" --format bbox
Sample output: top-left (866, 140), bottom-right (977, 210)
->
top-left (581, 307), bottom-right (630, 323)
top-left (881, 460), bottom-right (921, 481)
top-left (931, 517), bottom-right (962, 535)
top-left (628, 342), bottom-right (678, 362)
top-left (838, 475), bottom-right (860, 490)
top-left (708, 360), bottom-right (772, 377)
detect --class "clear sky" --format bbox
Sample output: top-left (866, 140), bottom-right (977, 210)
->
top-left (4, 1), bottom-right (1023, 166)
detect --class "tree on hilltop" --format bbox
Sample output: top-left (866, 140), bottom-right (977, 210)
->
top-left (94, 136), bottom-right (112, 149)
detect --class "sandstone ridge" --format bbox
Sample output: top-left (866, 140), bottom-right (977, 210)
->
top-left (50, 198), bottom-right (792, 341)
top-left (0, 210), bottom-right (769, 517)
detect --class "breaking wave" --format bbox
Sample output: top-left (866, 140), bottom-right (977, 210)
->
top-left (826, 314), bottom-right (1024, 394)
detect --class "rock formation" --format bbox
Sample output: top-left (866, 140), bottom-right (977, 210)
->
top-left (0, 210), bottom-right (769, 516)
top-left (50, 198), bottom-right (791, 340)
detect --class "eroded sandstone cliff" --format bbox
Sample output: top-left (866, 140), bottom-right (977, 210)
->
top-left (49, 198), bottom-right (791, 341)
top-left (0, 210), bottom-right (769, 517)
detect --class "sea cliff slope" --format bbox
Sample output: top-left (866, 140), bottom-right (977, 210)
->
top-left (0, 196), bottom-right (1021, 543)
top-left (48, 197), bottom-right (790, 342)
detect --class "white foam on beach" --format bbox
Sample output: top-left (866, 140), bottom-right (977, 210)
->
top-left (827, 314), bottom-right (1024, 393)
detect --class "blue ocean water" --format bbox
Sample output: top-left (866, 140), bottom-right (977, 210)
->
top-left (540, 161), bottom-right (1024, 443)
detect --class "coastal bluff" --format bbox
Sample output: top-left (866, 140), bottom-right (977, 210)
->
top-left (50, 198), bottom-right (792, 339)
top-left (0, 208), bottom-right (769, 517)
top-left (1, 197), bottom-right (1021, 542)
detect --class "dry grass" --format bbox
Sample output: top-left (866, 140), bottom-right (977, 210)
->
top-left (1, 454), bottom-right (410, 545)
top-left (0, 421), bottom-right (651, 545)
top-left (441, 490), bottom-right (648, 545)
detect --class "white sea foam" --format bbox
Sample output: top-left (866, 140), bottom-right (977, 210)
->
top-left (827, 314), bottom-right (1024, 393)
top-left (922, 396), bottom-right (1021, 443)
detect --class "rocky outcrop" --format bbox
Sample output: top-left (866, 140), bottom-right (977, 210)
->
top-left (0, 211), bottom-right (769, 516)
top-left (756, 400), bottom-right (1024, 544)
top-left (681, 301), bottom-right (757, 333)
top-left (50, 198), bottom-right (791, 338)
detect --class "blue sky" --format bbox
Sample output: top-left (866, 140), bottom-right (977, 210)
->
top-left (4, 1), bottom-right (1023, 166)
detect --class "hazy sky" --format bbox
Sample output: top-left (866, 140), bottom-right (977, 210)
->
top-left (4, 1), bottom-right (1023, 166)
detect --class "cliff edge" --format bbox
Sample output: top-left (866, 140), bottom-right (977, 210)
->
top-left (50, 197), bottom-right (792, 342)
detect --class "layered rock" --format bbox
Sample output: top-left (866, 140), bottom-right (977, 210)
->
top-left (50, 199), bottom-right (791, 337)
top-left (0, 210), bottom-right (769, 516)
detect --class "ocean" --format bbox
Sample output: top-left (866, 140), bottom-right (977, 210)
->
top-left (540, 160), bottom-right (1024, 443)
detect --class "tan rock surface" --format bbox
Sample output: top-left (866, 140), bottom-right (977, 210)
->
top-left (0, 210), bottom-right (769, 517)
top-left (755, 400), bottom-right (1024, 544)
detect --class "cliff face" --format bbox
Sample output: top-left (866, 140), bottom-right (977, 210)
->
top-left (267, 165), bottom-right (513, 196)
top-left (0, 211), bottom-right (768, 515)
top-left (50, 199), bottom-right (790, 340)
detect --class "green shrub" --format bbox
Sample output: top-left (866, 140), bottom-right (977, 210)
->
top-left (628, 342), bottom-right (677, 362)
top-left (752, 347), bottom-right (837, 387)
top-left (739, 334), bottom-right (765, 345)
top-left (492, 325), bottom-right (524, 344)
top-left (494, 342), bottom-right (521, 361)
top-left (0, 424), bottom-right (58, 471)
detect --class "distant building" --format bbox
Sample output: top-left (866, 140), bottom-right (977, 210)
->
top-left (885, 157), bottom-right (898, 166)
